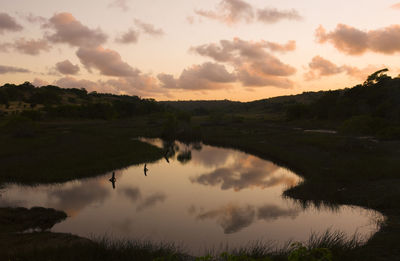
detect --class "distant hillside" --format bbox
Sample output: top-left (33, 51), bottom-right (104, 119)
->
top-left (0, 82), bottom-right (164, 120)
top-left (1, 69), bottom-right (400, 139)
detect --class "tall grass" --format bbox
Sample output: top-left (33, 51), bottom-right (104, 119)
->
top-left (2, 230), bottom-right (365, 261)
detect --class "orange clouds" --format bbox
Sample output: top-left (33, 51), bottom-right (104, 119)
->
top-left (196, 0), bottom-right (254, 25)
top-left (115, 29), bottom-right (139, 44)
top-left (14, 38), bottom-right (51, 55)
top-left (0, 65), bottom-right (30, 74)
top-left (76, 47), bottom-right (140, 77)
top-left (316, 24), bottom-right (400, 55)
top-left (55, 60), bottom-right (80, 75)
top-left (0, 37), bottom-right (51, 55)
top-left (158, 62), bottom-right (236, 90)
top-left (195, 0), bottom-right (302, 25)
top-left (46, 13), bottom-right (107, 48)
top-left (134, 19), bottom-right (164, 36)
top-left (191, 38), bottom-right (296, 88)
top-left (257, 8), bottom-right (302, 24)
top-left (0, 13), bottom-right (23, 34)
top-left (304, 56), bottom-right (381, 80)
top-left (391, 3), bottom-right (400, 9)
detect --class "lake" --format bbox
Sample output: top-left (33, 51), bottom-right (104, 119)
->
top-left (0, 138), bottom-right (383, 255)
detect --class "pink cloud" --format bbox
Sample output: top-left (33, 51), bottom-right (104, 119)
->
top-left (46, 12), bottom-right (107, 48)
top-left (195, 0), bottom-right (254, 25)
top-left (115, 28), bottom-right (139, 44)
top-left (316, 24), bottom-right (400, 55)
top-left (55, 60), bottom-right (80, 75)
top-left (0, 65), bottom-right (30, 74)
top-left (53, 75), bottom-right (169, 98)
top-left (76, 46), bottom-right (140, 77)
top-left (191, 38), bottom-right (296, 88)
top-left (13, 38), bottom-right (51, 55)
top-left (304, 55), bottom-right (382, 80)
top-left (391, 3), bottom-right (400, 9)
top-left (194, 0), bottom-right (302, 25)
top-left (134, 19), bottom-right (164, 36)
top-left (257, 8), bottom-right (302, 24)
top-left (109, 0), bottom-right (130, 11)
top-left (158, 62), bottom-right (236, 90)
top-left (0, 13), bottom-right (23, 34)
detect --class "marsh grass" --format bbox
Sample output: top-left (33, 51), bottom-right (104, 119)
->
top-left (193, 230), bottom-right (364, 261)
top-left (1, 230), bottom-right (365, 261)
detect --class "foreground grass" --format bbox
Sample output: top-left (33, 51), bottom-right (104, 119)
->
top-left (1, 230), bottom-right (365, 261)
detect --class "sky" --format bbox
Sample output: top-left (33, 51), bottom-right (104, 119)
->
top-left (1, 0), bottom-right (400, 101)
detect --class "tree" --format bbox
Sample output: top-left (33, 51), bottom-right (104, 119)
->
top-left (363, 68), bottom-right (390, 86)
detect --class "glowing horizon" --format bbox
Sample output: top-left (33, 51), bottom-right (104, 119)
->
top-left (1, 0), bottom-right (400, 101)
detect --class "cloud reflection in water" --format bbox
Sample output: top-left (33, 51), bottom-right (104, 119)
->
top-left (191, 155), bottom-right (298, 191)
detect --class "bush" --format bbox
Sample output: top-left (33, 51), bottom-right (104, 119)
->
top-left (339, 115), bottom-right (385, 136)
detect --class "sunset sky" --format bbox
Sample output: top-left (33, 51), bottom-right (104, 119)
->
top-left (1, 0), bottom-right (400, 101)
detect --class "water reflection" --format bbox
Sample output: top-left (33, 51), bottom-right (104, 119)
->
top-left (136, 192), bottom-right (167, 211)
top-left (191, 156), bottom-right (298, 191)
top-left (0, 139), bottom-right (384, 255)
top-left (194, 203), bottom-right (301, 234)
top-left (118, 187), bottom-right (141, 203)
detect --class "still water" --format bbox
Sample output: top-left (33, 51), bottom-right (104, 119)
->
top-left (0, 138), bottom-right (383, 254)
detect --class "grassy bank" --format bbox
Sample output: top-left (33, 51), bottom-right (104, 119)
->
top-left (0, 118), bottom-right (164, 185)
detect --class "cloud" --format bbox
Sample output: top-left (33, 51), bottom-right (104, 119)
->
top-left (186, 16), bottom-right (195, 25)
top-left (195, 203), bottom-right (301, 234)
top-left (76, 46), bottom-right (140, 77)
top-left (0, 65), bottom-right (30, 74)
top-left (53, 75), bottom-right (167, 98)
top-left (191, 155), bottom-right (299, 191)
top-left (119, 187), bottom-right (141, 203)
top-left (257, 204), bottom-right (300, 221)
top-left (197, 204), bottom-right (256, 234)
top-left (48, 179), bottom-right (109, 216)
top-left (316, 24), bottom-right (400, 55)
top-left (194, 0), bottom-right (302, 25)
top-left (134, 19), bottom-right (164, 36)
top-left (304, 56), bottom-right (382, 80)
top-left (0, 13), bottom-right (23, 34)
top-left (55, 60), bottom-right (80, 75)
top-left (0, 38), bottom-right (51, 55)
top-left (136, 192), bottom-right (167, 211)
top-left (158, 62), bottom-right (236, 90)
top-left (264, 40), bottom-right (296, 53)
top-left (21, 13), bottom-right (47, 24)
top-left (32, 78), bottom-right (50, 87)
top-left (14, 38), bottom-right (51, 55)
top-left (191, 146), bottom-right (230, 167)
top-left (46, 12), bottom-right (107, 48)
top-left (109, 0), bottom-right (130, 11)
top-left (195, 0), bottom-right (254, 25)
top-left (391, 3), bottom-right (400, 9)
top-left (116, 28), bottom-right (139, 44)
top-left (257, 8), bottom-right (302, 24)
top-left (191, 38), bottom-right (296, 88)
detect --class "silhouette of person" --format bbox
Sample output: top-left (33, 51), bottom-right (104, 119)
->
top-left (109, 171), bottom-right (116, 189)
top-left (144, 164), bottom-right (148, 176)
